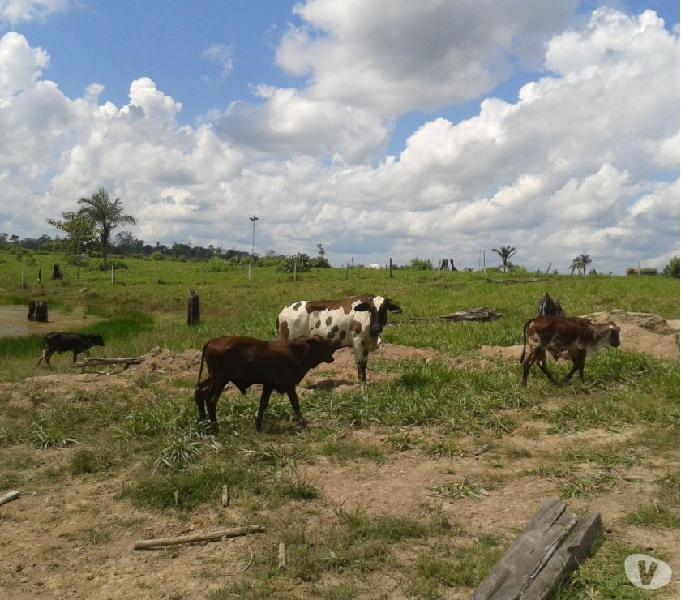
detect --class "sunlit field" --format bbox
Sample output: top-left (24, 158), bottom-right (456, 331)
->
top-left (0, 251), bottom-right (678, 599)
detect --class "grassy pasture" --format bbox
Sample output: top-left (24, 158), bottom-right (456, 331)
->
top-left (0, 251), bottom-right (678, 599)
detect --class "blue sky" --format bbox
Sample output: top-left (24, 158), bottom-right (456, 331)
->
top-left (11, 0), bottom-right (677, 158)
top-left (0, 0), bottom-right (678, 271)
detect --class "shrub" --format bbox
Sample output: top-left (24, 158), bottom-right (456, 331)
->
top-left (205, 256), bottom-right (232, 272)
top-left (409, 258), bottom-right (432, 270)
top-left (277, 254), bottom-right (312, 273)
top-left (663, 256), bottom-right (679, 278)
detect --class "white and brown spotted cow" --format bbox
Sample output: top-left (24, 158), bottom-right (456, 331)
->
top-left (276, 295), bottom-right (401, 382)
top-left (520, 315), bottom-right (620, 387)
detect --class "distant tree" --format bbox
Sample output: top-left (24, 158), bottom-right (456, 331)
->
top-left (316, 243), bottom-right (326, 258)
top-left (77, 188), bottom-right (136, 269)
top-left (311, 243), bottom-right (330, 268)
top-left (663, 256), bottom-right (680, 278)
top-left (570, 254), bottom-right (592, 276)
top-left (114, 230), bottom-right (144, 255)
top-left (47, 211), bottom-right (96, 258)
top-left (277, 254), bottom-right (312, 273)
top-left (491, 246), bottom-right (516, 273)
top-left (410, 257), bottom-right (433, 270)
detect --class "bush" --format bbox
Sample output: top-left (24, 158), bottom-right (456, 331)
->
top-left (277, 254), bottom-right (312, 273)
top-left (409, 258), bottom-right (432, 271)
top-left (663, 256), bottom-right (679, 278)
top-left (205, 256), bottom-right (232, 272)
top-left (311, 256), bottom-right (331, 268)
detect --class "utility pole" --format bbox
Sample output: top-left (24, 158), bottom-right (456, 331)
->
top-left (248, 215), bottom-right (259, 282)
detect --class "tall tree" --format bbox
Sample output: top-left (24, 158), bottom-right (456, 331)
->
top-left (77, 188), bottom-right (136, 269)
top-left (491, 245), bottom-right (517, 273)
top-left (578, 254), bottom-right (592, 276)
top-left (47, 211), bottom-right (96, 258)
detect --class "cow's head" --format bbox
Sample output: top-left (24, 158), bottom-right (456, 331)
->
top-left (355, 296), bottom-right (401, 337)
top-left (305, 336), bottom-right (335, 365)
top-left (607, 322), bottom-right (620, 347)
top-left (91, 334), bottom-right (105, 347)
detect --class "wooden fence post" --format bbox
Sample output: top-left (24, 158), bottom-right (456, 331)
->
top-left (111, 264), bottom-right (114, 285)
top-left (187, 289), bottom-right (200, 326)
top-left (156, 264), bottom-right (159, 284)
top-left (389, 257), bottom-right (393, 278)
top-left (293, 256), bottom-right (298, 282)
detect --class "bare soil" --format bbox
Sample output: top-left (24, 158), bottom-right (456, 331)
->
top-left (0, 313), bottom-right (678, 599)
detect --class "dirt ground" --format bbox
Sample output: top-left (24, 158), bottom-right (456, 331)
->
top-left (1, 312), bottom-right (678, 599)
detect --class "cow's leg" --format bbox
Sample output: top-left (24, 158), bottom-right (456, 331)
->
top-left (255, 385), bottom-right (273, 432)
top-left (44, 349), bottom-right (54, 369)
top-left (565, 349), bottom-right (586, 383)
top-left (352, 337), bottom-right (368, 383)
top-left (206, 377), bottom-right (228, 433)
top-left (37, 348), bottom-right (46, 366)
top-left (535, 349), bottom-right (557, 384)
top-left (521, 350), bottom-right (536, 387)
top-left (73, 350), bottom-right (79, 363)
top-left (194, 378), bottom-right (210, 422)
top-left (286, 387), bottom-right (306, 429)
top-left (577, 349), bottom-right (587, 382)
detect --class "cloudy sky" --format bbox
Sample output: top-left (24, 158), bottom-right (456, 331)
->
top-left (0, 0), bottom-right (678, 272)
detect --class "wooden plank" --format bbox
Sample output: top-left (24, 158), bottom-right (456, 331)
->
top-left (471, 499), bottom-right (602, 600)
top-left (134, 525), bottom-right (265, 550)
top-left (523, 512), bottom-right (602, 599)
top-left (0, 490), bottom-right (20, 507)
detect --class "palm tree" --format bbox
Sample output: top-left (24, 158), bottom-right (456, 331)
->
top-left (77, 188), bottom-right (136, 269)
top-left (570, 254), bottom-right (592, 276)
top-left (578, 254), bottom-right (592, 275)
top-left (570, 256), bottom-right (583, 276)
top-left (491, 245), bottom-right (517, 273)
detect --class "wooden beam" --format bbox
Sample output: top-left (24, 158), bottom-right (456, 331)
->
top-left (134, 525), bottom-right (265, 550)
top-left (471, 498), bottom-right (602, 600)
top-left (0, 490), bottom-right (20, 507)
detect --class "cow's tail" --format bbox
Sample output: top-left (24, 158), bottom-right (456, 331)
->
top-left (196, 342), bottom-right (208, 388)
top-left (519, 320), bottom-right (531, 364)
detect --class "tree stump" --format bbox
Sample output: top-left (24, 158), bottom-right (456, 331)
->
top-left (35, 301), bottom-right (48, 322)
top-left (52, 264), bottom-right (63, 280)
top-left (187, 290), bottom-right (200, 326)
top-left (28, 300), bottom-right (37, 321)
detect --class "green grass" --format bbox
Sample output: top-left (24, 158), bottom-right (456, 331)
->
top-left (0, 252), bottom-right (677, 599)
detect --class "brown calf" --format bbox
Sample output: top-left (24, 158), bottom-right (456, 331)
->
top-left (520, 316), bottom-right (620, 387)
top-left (194, 335), bottom-right (335, 432)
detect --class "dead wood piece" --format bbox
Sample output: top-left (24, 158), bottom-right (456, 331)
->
top-left (76, 357), bottom-right (143, 366)
top-left (471, 498), bottom-right (602, 600)
top-left (0, 490), bottom-right (20, 507)
top-left (278, 541), bottom-right (286, 569)
top-left (134, 525), bottom-right (265, 550)
top-left (439, 307), bottom-right (501, 322)
top-left (485, 277), bottom-right (542, 285)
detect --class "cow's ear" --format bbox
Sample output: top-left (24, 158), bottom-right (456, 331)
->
top-left (353, 302), bottom-right (372, 312)
top-left (386, 300), bottom-right (401, 313)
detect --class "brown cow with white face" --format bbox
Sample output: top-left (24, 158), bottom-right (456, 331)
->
top-left (194, 335), bottom-right (335, 432)
top-left (276, 295), bottom-right (401, 382)
top-left (520, 315), bottom-right (620, 387)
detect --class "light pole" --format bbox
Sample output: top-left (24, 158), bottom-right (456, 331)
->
top-left (248, 215), bottom-right (259, 282)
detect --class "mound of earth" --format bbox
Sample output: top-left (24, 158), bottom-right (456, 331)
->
top-left (481, 310), bottom-right (679, 362)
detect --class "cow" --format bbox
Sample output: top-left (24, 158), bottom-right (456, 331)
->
top-left (520, 316), bottom-right (620, 387)
top-left (194, 335), bottom-right (335, 432)
top-left (37, 332), bottom-right (105, 368)
top-left (276, 295), bottom-right (401, 382)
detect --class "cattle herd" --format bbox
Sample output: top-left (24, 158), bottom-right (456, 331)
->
top-left (37, 294), bottom-right (621, 432)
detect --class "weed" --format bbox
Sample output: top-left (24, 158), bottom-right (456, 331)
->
top-left (427, 478), bottom-right (490, 501)
top-left (27, 420), bottom-right (78, 449)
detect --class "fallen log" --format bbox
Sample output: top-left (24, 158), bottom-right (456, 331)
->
top-left (75, 357), bottom-right (143, 373)
top-left (485, 277), bottom-right (543, 285)
top-left (134, 525), bottom-right (265, 550)
top-left (471, 498), bottom-right (602, 600)
top-left (385, 307), bottom-right (501, 327)
top-left (0, 490), bottom-right (20, 507)
top-left (438, 307), bottom-right (501, 322)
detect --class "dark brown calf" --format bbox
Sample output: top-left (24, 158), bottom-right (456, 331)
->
top-left (194, 335), bottom-right (335, 432)
top-left (520, 316), bottom-right (620, 387)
